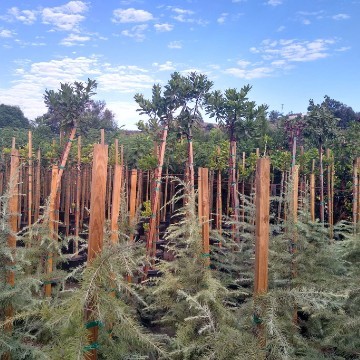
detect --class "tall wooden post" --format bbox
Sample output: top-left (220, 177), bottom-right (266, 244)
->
top-left (74, 136), bottom-right (81, 254)
top-left (129, 169), bottom-right (138, 243)
top-left (310, 173), bottom-right (315, 222)
top-left (28, 131), bottom-right (33, 228)
top-left (85, 143), bottom-right (108, 360)
top-left (200, 168), bottom-right (210, 266)
top-left (34, 150), bottom-right (41, 222)
top-left (146, 126), bottom-right (168, 264)
top-left (327, 149), bottom-right (334, 238)
top-left (3, 145), bottom-right (19, 360)
top-left (110, 140), bottom-right (122, 244)
top-left (45, 165), bottom-right (58, 297)
top-left (292, 165), bottom-right (299, 224)
top-left (254, 158), bottom-right (270, 350)
top-left (215, 149), bottom-right (222, 235)
top-left (353, 158), bottom-right (360, 233)
top-left (254, 158), bottom-right (270, 294)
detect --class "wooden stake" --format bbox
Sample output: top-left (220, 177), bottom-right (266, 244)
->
top-left (110, 165), bottom-right (123, 244)
top-left (100, 129), bottom-right (105, 145)
top-left (129, 168), bottom-right (138, 239)
top-left (327, 149), bottom-right (333, 238)
top-left (353, 158), bottom-right (360, 233)
top-left (85, 143), bottom-right (108, 360)
top-left (200, 168), bottom-right (210, 266)
top-left (34, 150), bottom-right (41, 222)
top-left (146, 126), bottom-right (168, 264)
top-left (4, 147), bottom-right (19, 353)
top-left (254, 157), bottom-right (270, 350)
top-left (87, 144), bottom-right (108, 261)
top-left (254, 158), bottom-right (270, 294)
top-left (310, 173), bottom-right (315, 222)
top-left (292, 165), bottom-right (299, 223)
top-left (45, 165), bottom-right (58, 297)
top-left (74, 136), bottom-right (81, 254)
top-left (28, 131), bottom-right (33, 228)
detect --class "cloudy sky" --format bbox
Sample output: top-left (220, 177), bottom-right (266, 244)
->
top-left (0, 0), bottom-right (358, 129)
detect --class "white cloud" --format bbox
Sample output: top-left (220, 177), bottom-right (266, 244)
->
top-left (170, 8), bottom-right (194, 15)
top-left (277, 25), bottom-right (285, 32)
top-left (266, 0), bottom-right (283, 6)
top-left (152, 61), bottom-right (175, 71)
top-left (335, 46), bottom-right (351, 52)
top-left (7, 7), bottom-right (37, 24)
top-left (121, 24), bottom-right (148, 41)
top-left (42, 1), bottom-right (88, 31)
top-left (112, 8), bottom-right (153, 23)
top-left (0, 56), bottom-right (156, 121)
top-left (0, 29), bottom-right (15, 38)
top-left (226, 37), bottom-right (339, 80)
top-left (168, 6), bottom-right (207, 25)
top-left (302, 19), bottom-right (311, 25)
top-left (60, 33), bottom-right (90, 46)
top-left (168, 40), bottom-right (182, 49)
top-left (237, 60), bottom-right (251, 68)
top-left (154, 23), bottom-right (173, 32)
top-left (332, 13), bottom-right (350, 20)
top-left (105, 101), bottom-right (142, 130)
top-left (224, 66), bottom-right (273, 79)
top-left (252, 38), bottom-right (336, 62)
top-left (217, 13), bottom-right (228, 24)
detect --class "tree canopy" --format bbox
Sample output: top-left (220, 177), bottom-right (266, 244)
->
top-left (0, 104), bottom-right (30, 129)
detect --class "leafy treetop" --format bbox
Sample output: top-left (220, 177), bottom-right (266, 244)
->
top-left (44, 78), bottom-right (97, 132)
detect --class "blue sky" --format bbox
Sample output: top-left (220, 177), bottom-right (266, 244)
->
top-left (0, 0), bottom-right (358, 129)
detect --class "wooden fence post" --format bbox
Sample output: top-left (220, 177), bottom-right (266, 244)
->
top-left (85, 143), bottom-right (108, 360)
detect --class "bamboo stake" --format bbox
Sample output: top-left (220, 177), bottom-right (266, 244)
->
top-left (85, 143), bottom-right (108, 360)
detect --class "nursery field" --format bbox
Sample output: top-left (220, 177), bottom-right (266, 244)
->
top-left (1, 75), bottom-right (360, 359)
